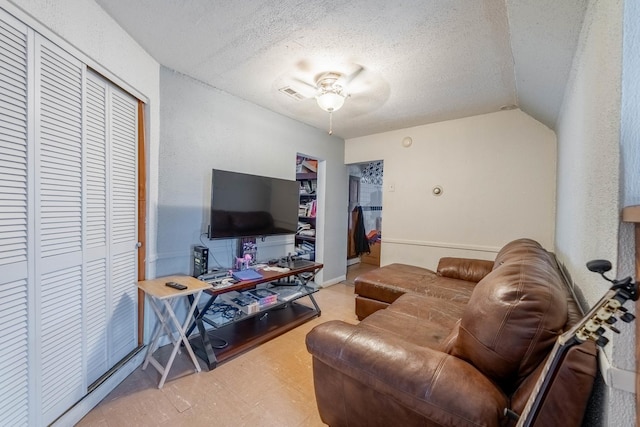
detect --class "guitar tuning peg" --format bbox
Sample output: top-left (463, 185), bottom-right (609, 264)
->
top-left (621, 313), bottom-right (635, 323)
top-left (605, 317), bottom-right (617, 325)
top-left (596, 336), bottom-right (609, 347)
top-left (596, 326), bottom-right (606, 336)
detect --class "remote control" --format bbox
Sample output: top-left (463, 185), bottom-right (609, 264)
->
top-left (165, 281), bottom-right (187, 290)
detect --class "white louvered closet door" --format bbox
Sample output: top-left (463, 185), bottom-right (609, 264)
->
top-left (35, 34), bottom-right (86, 424)
top-left (84, 71), bottom-right (138, 384)
top-left (0, 6), bottom-right (139, 424)
top-left (0, 11), bottom-right (30, 426)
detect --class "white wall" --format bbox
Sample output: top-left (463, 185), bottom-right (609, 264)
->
top-left (345, 109), bottom-right (557, 269)
top-left (554, 0), bottom-right (631, 425)
top-left (157, 68), bottom-right (348, 286)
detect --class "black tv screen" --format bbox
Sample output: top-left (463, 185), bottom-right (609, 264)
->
top-left (209, 169), bottom-right (299, 239)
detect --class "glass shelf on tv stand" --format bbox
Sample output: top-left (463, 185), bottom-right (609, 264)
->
top-left (187, 262), bottom-right (323, 370)
top-left (199, 281), bottom-right (320, 330)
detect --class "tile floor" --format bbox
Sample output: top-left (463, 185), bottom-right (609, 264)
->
top-left (77, 262), bottom-right (376, 427)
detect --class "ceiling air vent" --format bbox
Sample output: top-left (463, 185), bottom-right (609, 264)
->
top-left (278, 86), bottom-right (306, 101)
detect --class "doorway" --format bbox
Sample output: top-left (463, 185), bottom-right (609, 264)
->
top-left (296, 155), bottom-right (318, 261)
top-left (347, 161), bottom-right (383, 266)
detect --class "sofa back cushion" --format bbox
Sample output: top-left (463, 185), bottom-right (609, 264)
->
top-left (449, 245), bottom-right (568, 392)
top-left (437, 257), bottom-right (494, 283)
top-left (493, 238), bottom-right (552, 269)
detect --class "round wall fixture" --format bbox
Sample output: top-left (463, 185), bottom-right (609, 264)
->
top-left (432, 185), bottom-right (443, 196)
top-left (401, 136), bottom-right (413, 147)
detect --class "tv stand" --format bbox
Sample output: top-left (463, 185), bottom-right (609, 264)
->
top-left (187, 262), bottom-right (323, 369)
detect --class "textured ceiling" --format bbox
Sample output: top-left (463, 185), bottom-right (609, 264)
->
top-left (95, 0), bottom-right (587, 139)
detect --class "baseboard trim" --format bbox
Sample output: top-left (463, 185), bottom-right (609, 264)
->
top-left (52, 347), bottom-right (146, 426)
top-left (598, 347), bottom-right (635, 393)
top-left (346, 257), bottom-right (361, 266)
top-left (321, 275), bottom-right (347, 288)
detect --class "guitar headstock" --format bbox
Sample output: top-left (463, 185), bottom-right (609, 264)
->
top-left (575, 260), bottom-right (639, 347)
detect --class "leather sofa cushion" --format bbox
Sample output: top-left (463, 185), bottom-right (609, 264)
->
top-left (437, 257), bottom-right (494, 282)
top-left (360, 293), bottom-right (467, 349)
top-left (354, 296), bottom-right (389, 320)
top-left (354, 263), bottom-right (476, 305)
top-left (307, 321), bottom-right (509, 427)
top-left (449, 257), bottom-right (568, 391)
top-left (492, 237), bottom-right (555, 269)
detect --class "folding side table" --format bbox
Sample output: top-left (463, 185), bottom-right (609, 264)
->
top-left (138, 275), bottom-right (212, 388)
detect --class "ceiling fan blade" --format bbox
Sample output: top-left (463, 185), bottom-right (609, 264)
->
top-left (337, 65), bottom-right (365, 89)
top-left (292, 76), bottom-right (316, 89)
top-left (290, 77), bottom-right (318, 98)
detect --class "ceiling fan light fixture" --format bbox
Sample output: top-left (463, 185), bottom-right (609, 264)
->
top-left (312, 71), bottom-right (352, 134)
top-left (316, 90), bottom-right (346, 112)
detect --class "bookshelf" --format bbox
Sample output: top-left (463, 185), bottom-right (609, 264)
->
top-left (296, 156), bottom-right (317, 260)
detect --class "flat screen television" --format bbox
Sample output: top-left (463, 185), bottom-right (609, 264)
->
top-left (209, 169), bottom-right (299, 239)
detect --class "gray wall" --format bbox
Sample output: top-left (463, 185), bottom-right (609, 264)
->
top-left (156, 68), bottom-right (348, 286)
top-left (554, 1), bottom-right (634, 425)
top-left (615, 0), bottom-right (640, 423)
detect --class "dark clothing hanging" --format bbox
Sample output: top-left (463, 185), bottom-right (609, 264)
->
top-left (353, 206), bottom-right (370, 256)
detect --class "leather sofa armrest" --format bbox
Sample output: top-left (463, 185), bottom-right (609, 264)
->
top-left (306, 321), bottom-right (508, 426)
top-left (437, 257), bottom-right (494, 283)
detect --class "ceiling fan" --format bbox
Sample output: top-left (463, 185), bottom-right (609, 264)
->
top-left (280, 64), bottom-right (367, 135)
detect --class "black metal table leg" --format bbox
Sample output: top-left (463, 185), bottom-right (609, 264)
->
top-left (187, 294), bottom-right (221, 369)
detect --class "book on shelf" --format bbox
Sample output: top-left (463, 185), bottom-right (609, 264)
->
top-left (297, 221), bottom-right (311, 231)
top-left (298, 200), bottom-right (317, 217)
top-left (228, 293), bottom-right (260, 314)
top-left (231, 269), bottom-right (263, 281)
top-left (296, 157), bottom-right (317, 174)
top-left (302, 159), bottom-right (317, 173)
top-left (297, 241), bottom-right (315, 251)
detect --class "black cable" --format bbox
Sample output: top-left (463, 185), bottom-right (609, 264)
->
top-left (199, 232), bottom-right (225, 269)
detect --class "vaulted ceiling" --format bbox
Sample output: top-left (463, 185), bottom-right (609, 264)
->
top-left (95, 0), bottom-right (588, 139)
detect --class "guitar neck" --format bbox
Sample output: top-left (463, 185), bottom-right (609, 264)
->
top-left (515, 337), bottom-right (576, 427)
top-left (515, 288), bottom-right (624, 426)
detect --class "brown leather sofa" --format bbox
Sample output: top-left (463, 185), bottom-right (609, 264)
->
top-left (306, 239), bottom-right (597, 426)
